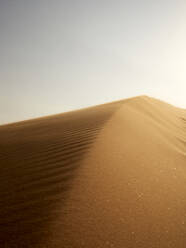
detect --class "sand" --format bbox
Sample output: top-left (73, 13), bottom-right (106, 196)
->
top-left (0, 95), bottom-right (186, 247)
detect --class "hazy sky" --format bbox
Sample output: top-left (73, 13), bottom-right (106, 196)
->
top-left (1, 0), bottom-right (186, 124)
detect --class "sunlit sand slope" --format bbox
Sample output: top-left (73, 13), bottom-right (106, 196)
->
top-left (0, 96), bottom-right (186, 247)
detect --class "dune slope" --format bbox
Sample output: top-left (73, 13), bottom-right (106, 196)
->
top-left (0, 96), bottom-right (186, 247)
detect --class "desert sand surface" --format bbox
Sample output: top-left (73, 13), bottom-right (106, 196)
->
top-left (1, 95), bottom-right (186, 247)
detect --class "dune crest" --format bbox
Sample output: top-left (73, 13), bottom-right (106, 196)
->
top-left (0, 96), bottom-right (186, 247)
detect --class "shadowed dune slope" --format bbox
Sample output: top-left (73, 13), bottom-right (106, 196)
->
top-left (1, 96), bottom-right (186, 247)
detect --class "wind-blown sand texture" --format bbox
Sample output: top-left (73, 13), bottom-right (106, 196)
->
top-left (1, 95), bottom-right (186, 247)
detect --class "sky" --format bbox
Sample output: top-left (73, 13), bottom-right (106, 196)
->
top-left (1, 0), bottom-right (186, 124)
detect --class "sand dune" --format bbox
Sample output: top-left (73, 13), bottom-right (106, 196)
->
top-left (0, 95), bottom-right (186, 247)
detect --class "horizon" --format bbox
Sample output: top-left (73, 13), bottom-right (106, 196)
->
top-left (0, 95), bottom-right (183, 126)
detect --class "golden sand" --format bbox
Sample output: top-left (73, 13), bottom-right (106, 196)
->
top-left (0, 96), bottom-right (186, 247)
